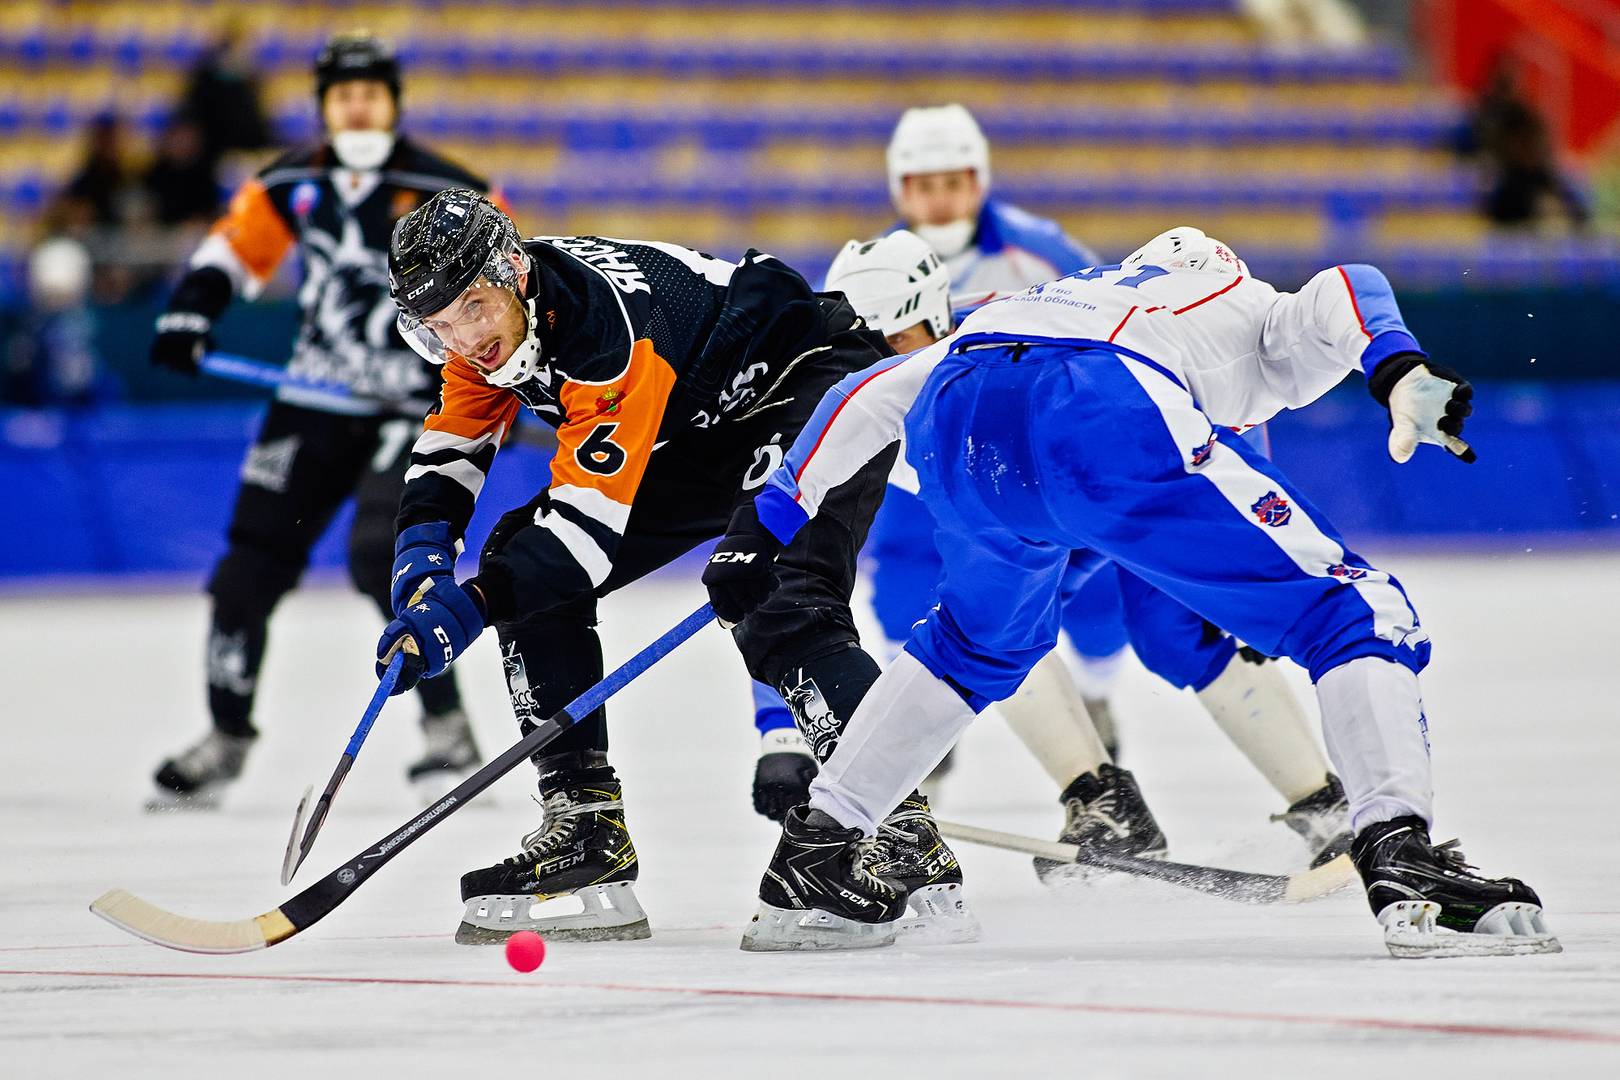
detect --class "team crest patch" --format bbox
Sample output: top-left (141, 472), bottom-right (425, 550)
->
top-left (1250, 490), bottom-right (1292, 527)
top-left (594, 387), bottom-right (624, 415)
top-left (1189, 433), bottom-right (1217, 467)
top-left (1327, 562), bottom-right (1368, 580)
top-left (290, 181), bottom-right (320, 218)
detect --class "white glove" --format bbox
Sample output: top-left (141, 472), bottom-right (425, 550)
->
top-left (1369, 356), bottom-right (1476, 465)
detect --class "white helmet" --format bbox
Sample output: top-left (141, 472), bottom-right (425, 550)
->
top-left (826, 231), bottom-right (953, 341)
top-left (886, 104), bottom-right (991, 208)
top-left (1123, 226), bottom-right (1248, 277)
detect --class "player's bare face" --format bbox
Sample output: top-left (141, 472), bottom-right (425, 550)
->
top-left (420, 282), bottom-right (526, 372)
top-left (322, 80), bottom-right (397, 133)
top-left (885, 323), bottom-right (937, 354)
top-left (899, 169), bottom-right (983, 227)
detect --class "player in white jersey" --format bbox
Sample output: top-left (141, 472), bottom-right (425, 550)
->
top-left (811, 230), bottom-right (1350, 877)
top-left (707, 228), bottom-right (1559, 958)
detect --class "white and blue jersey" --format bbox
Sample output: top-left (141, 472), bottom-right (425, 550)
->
top-left (754, 261), bottom-right (1432, 709)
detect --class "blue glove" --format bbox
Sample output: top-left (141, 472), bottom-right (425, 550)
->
top-left (376, 578), bottom-right (487, 694)
top-left (391, 521), bottom-right (459, 615)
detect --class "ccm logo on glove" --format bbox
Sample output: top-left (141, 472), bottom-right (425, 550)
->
top-left (710, 551), bottom-right (758, 564)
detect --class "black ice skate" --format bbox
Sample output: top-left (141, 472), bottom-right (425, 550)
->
top-left (456, 764), bottom-right (647, 944)
top-left (1271, 774), bottom-right (1353, 868)
top-left (1351, 816), bottom-right (1560, 958)
top-left (406, 709), bottom-right (482, 801)
top-left (741, 805), bottom-right (908, 952)
top-left (862, 794), bottom-right (979, 944)
top-left (1035, 763), bottom-right (1169, 886)
top-left (147, 730), bottom-right (255, 810)
top-left (752, 727), bottom-right (817, 823)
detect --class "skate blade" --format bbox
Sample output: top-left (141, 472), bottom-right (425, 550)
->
top-left (144, 786), bottom-right (225, 812)
top-left (1379, 900), bottom-right (1563, 959)
top-left (895, 883), bottom-right (980, 945)
top-left (455, 881), bottom-right (650, 945)
top-left (739, 902), bottom-right (899, 953)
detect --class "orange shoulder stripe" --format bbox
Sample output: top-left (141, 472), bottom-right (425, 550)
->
top-left (210, 179), bottom-right (295, 283)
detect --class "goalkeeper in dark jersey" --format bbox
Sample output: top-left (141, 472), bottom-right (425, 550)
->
top-left (379, 189), bottom-right (976, 945)
top-left (147, 34), bottom-right (501, 808)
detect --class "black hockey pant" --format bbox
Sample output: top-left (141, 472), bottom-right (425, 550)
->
top-left (484, 332), bottom-right (897, 765)
top-left (206, 401), bottom-right (463, 736)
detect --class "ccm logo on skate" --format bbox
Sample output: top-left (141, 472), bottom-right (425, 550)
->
top-left (710, 551), bottom-right (757, 564)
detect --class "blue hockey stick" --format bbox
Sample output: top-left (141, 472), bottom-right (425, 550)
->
top-left (279, 649), bottom-right (408, 885)
top-left (95, 603), bottom-right (718, 953)
top-left (200, 352), bottom-right (356, 404)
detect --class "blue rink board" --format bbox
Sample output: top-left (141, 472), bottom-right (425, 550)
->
top-left (1, 381), bottom-right (1616, 580)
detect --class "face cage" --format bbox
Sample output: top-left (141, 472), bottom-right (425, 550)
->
top-left (397, 242), bottom-right (528, 367)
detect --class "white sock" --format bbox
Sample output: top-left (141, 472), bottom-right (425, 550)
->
top-left (1315, 656), bottom-right (1434, 832)
top-left (1197, 654), bottom-right (1328, 804)
top-left (809, 650), bottom-right (976, 835)
top-left (998, 652), bottom-right (1108, 786)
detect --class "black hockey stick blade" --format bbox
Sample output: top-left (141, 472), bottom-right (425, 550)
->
top-left (937, 819), bottom-right (1357, 904)
top-left (91, 603), bottom-right (716, 954)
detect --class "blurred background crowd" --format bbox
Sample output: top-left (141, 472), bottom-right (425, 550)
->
top-left (2, 0), bottom-right (1616, 576)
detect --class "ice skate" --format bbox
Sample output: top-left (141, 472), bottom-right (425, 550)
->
top-left (406, 709), bottom-right (482, 802)
top-left (147, 730), bottom-right (255, 810)
top-left (752, 727), bottom-right (817, 823)
top-left (1036, 763), bottom-right (1168, 886)
top-left (741, 805), bottom-right (907, 952)
top-left (862, 793), bottom-right (979, 944)
top-left (456, 763), bottom-right (647, 944)
top-left (1271, 774), bottom-right (1353, 868)
top-left (1351, 816), bottom-right (1560, 958)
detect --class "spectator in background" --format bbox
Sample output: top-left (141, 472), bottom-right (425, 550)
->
top-left (142, 116), bottom-right (222, 227)
top-left (43, 114), bottom-right (138, 235)
top-left (181, 21), bottom-right (274, 169)
top-left (1461, 62), bottom-right (1589, 230)
top-left (3, 238), bottom-right (101, 407)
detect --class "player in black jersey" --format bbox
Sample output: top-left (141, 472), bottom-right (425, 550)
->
top-left (147, 34), bottom-right (500, 809)
top-left (378, 189), bottom-right (972, 944)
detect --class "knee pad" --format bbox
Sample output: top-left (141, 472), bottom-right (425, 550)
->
top-left (498, 611), bottom-right (608, 760)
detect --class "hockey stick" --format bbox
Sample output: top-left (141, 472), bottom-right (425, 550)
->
top-left (201, 352), bottom-right (359, 408)
top-left (937, 819), bottom-right (1358, 905)
top-left (90, 603), bottom-right (718, 954)
top-left (200, 351), bottom-right (557, 448)
top-left (278, 648), bottom-right (408, 886)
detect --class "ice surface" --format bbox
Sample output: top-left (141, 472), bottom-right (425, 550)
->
top-left (3, 551), bottom-right (1618, 1078)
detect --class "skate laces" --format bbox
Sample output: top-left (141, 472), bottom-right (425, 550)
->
top-left (509, 790), bottom-right (623, 865)
top-left (861, 808), bottom-right (927, 866)
top-left (1431, 838), bottom-right (1474, 872)
top-left (1066, 791), bottom-right (1129, 840)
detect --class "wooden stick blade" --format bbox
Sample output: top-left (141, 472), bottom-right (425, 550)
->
top-left (89, 889), bottom-right (296, 955)
top-left (1281, 853), bottom-right (1359, 902)
top-left (279, 785), bottom-right (315, 886)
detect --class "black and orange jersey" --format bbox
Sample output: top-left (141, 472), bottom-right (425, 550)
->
top-left (191, 135), bottom-right (499, 413)
top-left (398, 236), bottom-right (838, 613)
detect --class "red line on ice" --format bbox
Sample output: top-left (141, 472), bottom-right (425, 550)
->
top-left (3, 968), bottom-right (1617, 1046)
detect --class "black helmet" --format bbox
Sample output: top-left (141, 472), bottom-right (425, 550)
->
top-left (389, 189), bottom-right (523, 322)
top-left (315, 32), bottom-right (401, 104)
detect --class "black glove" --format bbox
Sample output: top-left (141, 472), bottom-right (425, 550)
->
top-left (151, 266), bottom-right (233, 376)
top-left (752, 730), bottom-right (819, 823)
top-left (703, 502), bottom-right (784, 627)
top-left (1367, 352), bottom-right (1476, 464)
